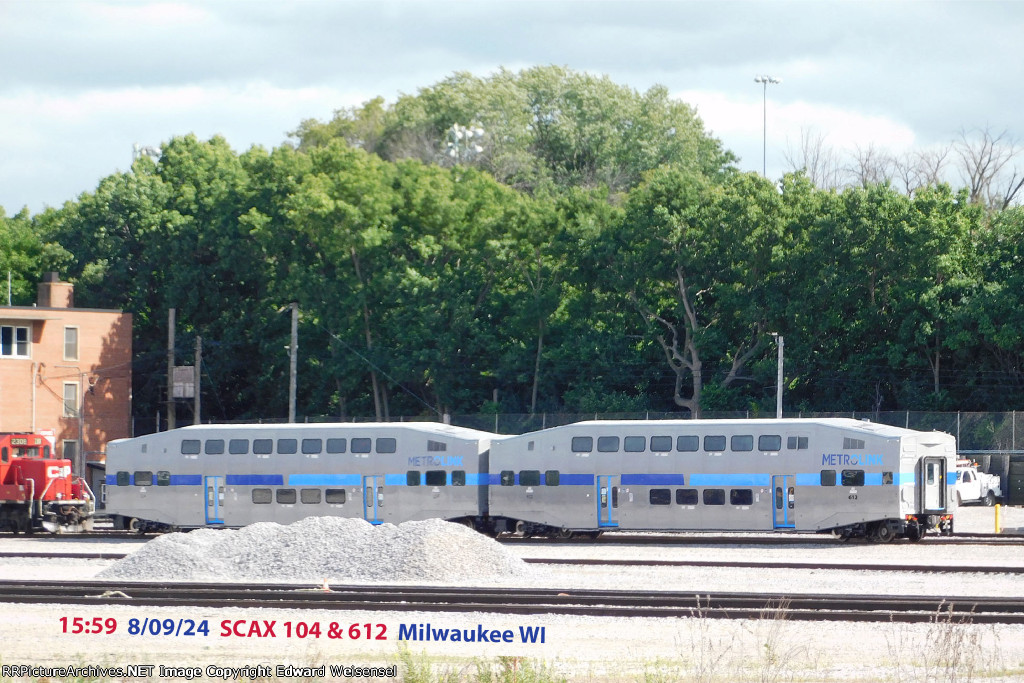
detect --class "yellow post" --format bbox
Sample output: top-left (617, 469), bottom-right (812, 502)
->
top-left (995, 504), bottom-right (1002, 534)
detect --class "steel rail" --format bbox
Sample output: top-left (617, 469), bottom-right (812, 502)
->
top-left (1, 580), bottom-right (1022, 624)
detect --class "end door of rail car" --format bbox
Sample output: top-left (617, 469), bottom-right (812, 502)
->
top-left (772, 474), bottom-right (795, 528)
top-left (205, 476), bottom-right (225, 524)
top-left (922, 457), bottom-right (947, 512)
top-left (364, 475), bottom-right (384, 524)
top-left (597, 475), bottom-right (619, 527)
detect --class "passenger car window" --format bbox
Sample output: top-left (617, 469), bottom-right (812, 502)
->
top-left (351, 438), bottom-right (372, 453)
top-left (650, 436), bottom-right (672, 452)
top-left (180, 439), bottom-right (200, 455)
top-left (624, 436), bottom-right (646, 452)
top-left (519, 470), bottom-right (541, 486)
top-left (730, 435), bottom-right (753, 452)
top-left (253, 439), bottom-right (273, 455)
top-left (425, 470), bottom-right (447, 486)
top-left (204, 439), bottom-right (224, 455)
top-left (704, 435), bottom-right (726, 452)
top-left (326, 438), bottom-right (347, 454)
top-left (841, 470), bottom-right (865, 486)
top-left (571, 436), bottom-right (594, 453)
top-left (758, 435), bottom-right (782, 451)
top-left (597, 436), bottom-right (620, 452)
top-left (544, 470), bottom-right (560, 486)
top-left (649, 489), bottom-right (671, 505)
top-left (676, 436), bottom-right (699, 452)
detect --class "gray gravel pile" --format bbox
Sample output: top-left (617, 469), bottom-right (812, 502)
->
top-left (96, 517), bottom-right (532, 583)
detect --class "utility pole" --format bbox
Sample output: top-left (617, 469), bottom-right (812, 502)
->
top-left (166, 308), bottom-right (176, 430)
top-left (288, 302), bottom-right (298, 423)
top-left (194, 335), bottom-right (202, 425)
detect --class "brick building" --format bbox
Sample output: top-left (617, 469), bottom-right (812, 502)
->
top-left (0, 273), bottom-right (132, 491)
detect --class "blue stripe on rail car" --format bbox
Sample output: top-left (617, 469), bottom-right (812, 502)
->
top-left (383, 474), bottom-right (406, 486)
top-left (794, 473), bottom-right (819, 486)
top-left (170, 474), bottom-right (202, 486)
top-left (464, 473), bottom-right (488, 486)
top-left (688, 473), bottom-right (771, 487)
top-left (226, 474), bottom-right (284, 486)
top-left (559, 473), bottom-right (595, 485)
top-left (288, 474), bottom-right (361, 486)
top-left (621, 473), bottom-right (687, 486)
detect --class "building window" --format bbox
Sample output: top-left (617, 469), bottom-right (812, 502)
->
top-left (0, 325), bottom-right (30, 358)
top-left (62, 382), bottom-right (79, 418)
top-left (64, 327), bottom-right (79, 361)
top-left (62, 440), bottom-right (77, 464)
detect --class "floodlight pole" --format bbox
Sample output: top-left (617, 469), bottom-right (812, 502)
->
top-left (754, 75), bottom-right (781, 176)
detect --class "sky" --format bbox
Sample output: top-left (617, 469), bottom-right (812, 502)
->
top-left (1, 0), bottom-right (1022, 215)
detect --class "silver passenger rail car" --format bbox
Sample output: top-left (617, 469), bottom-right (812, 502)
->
top-left (487, 418), bottom-right (956, 541)
top-left (105, 422), bottom-right (497, 532)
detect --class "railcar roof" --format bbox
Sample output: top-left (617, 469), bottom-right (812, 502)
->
top-left (543, 418), bottom-right (942, 438)
top-left (111, 421), bottom-right (500, 443)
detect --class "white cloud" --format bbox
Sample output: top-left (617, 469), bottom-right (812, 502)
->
top-left (0, 83), bottom-right (365, 212)
top-left (678, 89), bottom-right (917, 177)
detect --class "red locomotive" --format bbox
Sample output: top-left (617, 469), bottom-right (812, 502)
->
top-left (0, 432), bottom-right (95, 533)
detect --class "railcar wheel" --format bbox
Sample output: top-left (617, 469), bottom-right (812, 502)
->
top-left (127, 517), bottom-right (142, 533)
top-left (873, 522), bottom-right (896, 543)
top-left (906, 524), bottom-right (924, 542)
top-left (556, 527), bottom-right (574, 540)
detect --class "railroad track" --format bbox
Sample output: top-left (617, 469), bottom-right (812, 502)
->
top-left (3, 551), bottom-right (1024, 576)
top-left (501, 532), bottom-right (1024, 546)
top-left (0, 579), bottom-right (1021, 624)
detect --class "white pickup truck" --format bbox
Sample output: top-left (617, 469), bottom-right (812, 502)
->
top-left (955, 460), bottom-right (1001, 506)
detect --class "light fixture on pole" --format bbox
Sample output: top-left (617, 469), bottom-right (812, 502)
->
top-left (770, 333), bottom-right (784, 419)
top-left (754, 75), bottom-right (781, 176)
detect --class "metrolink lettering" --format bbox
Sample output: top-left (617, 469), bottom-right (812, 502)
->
top-left (407, 455), bottom-right (464, 467)
top-left (821, 453), bottom-right (884, 467)
top-left (398, 623), bottom-right (545, 644)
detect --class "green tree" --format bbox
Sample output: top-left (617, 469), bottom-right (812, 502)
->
top-left (292, 66), bottom-right (735, 196)
top-left (604, 169), bottom-right (784, 416)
